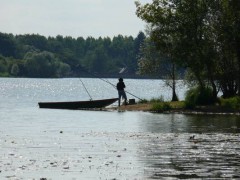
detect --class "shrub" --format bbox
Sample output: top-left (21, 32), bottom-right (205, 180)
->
top-left (220, 97), bottom-right (240, 110)
top-left (151, 102), bottom-right (171, 112)
top-left (138, 96), bottom-right (164, 104)
top-left (138, 99), bottom-right (148, 104)
top-left (184, 88), bottom-right (197, 108)
top-left (150, 96), bottom-right (164, 103)
top-left (185, 86), bottom-right (216, 108)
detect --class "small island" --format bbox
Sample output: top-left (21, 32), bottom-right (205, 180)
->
top-left (111, 96), bottom-right (240, 115)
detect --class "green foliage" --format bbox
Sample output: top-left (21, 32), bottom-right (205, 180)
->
top-left (57, 62), bottom-right (71, 77)
top-left (0, 33), bottom-right (17, 57)
top-left (184, 89), bottom-right (197, 109)
top-left (138, 96), bottom-right (165, 104)
top-left (185, 86), bottom-right (216, 108)
top-left (150, 96), bottom-right (164, 103)
top-left (0, 55), bottom-right (9, 75)
top-left (0, 32), bottom-right (146, 78)
top-left (137, 96), bottom-right (165, 104)
top-left (138, 99), bottom-right (148, 104)
top-left (220, 97), bottom-right (240, 110)
top-left (135, 0), bottom-right (240, 98)
top-left (150, 102), bottom-right (171, 112)
top-left (24, 51), bottom-right (59, 78)
top-left (16, 34), bottom-right (48, 51)
top-left (10, 64), bottom-right (20, 76)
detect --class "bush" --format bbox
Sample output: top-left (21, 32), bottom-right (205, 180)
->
top-left (150, 96), bottom-right (164, 103)
top-left (220, 97), bottom-right (240, 110)
top-left (184, 88), bottom-right (197, 108)
top-left (185, 86), bottom-right (216, 108)
top-left (138, 96), bottom-right (164, 104)
top-left (151, 102), bottom-right (171, 112)
top-left (138, 99), bottom-right (148, 104)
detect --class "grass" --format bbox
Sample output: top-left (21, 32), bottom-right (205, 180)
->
top-left (220, 97), bottom-right (240, 110)
top-left (137, 98), bottom-right (185, 112)
top-left (150, 102), bottom-right (171, 112)
top-left (150, 101), bottom-right (185, 112)
top-left (138, 96), bottom-right (164, 104)
top-left (133, 96), bottom-right (240, 113)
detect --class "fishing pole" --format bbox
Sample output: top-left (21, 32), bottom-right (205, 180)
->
top-left (104, 78), bottom-right (144, 101)
top-left (78, 66), bottom-right (144, 101)
top-left (78, 78), bottom-right (92, 100)
top-left (97, 77), bottom-right (144, 101)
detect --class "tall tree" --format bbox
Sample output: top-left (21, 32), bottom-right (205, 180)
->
top-left (0, 33), bottom-right (16, 57)
top-left (16, 34), bottom-right (48, 51)
top-left (24, 51), bottom-right (59, 78)
top-left (136, 1), bottom-right (181, 101)
top-left (136, 0), bottom-right (240, 98)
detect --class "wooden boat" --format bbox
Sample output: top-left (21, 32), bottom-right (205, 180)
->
top-left (38, 98), bottom-right (118, 110)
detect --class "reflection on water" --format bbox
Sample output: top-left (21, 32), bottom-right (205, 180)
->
top-left (0, 78), bottom-right (240, 179)
top-left (138, 133), bottom-right (240, 179)
top-left (139, 114), bottom-right (240, 133)
top-left (137, 114), bottom-right (240, 179)
top-left (0, 111), bottom-right (239, 179)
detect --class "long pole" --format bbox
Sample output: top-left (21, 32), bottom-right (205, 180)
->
top-left (79, 67), bottom-right (144, 101)
top-left (78, 78), bottom-right (92, 100)
top-left (102, 78), bottom-right (144, 101)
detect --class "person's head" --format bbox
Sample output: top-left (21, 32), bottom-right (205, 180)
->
top-left (119, 78), bottom-right (123, 82)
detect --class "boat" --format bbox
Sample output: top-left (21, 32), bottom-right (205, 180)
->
top-left (38, 98), bottom-right (118, 110)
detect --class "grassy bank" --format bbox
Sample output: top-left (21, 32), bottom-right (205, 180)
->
top-left (115, 97), bottom-right (240, 115)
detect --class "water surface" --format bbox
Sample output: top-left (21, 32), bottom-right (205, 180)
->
top-left (0, 78), bottom-right (240, 179)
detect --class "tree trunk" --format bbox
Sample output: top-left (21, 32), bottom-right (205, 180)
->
top-left (236, 41), bottom-right (240, 96)
top-left (206, 65), bottom-right (218, 100)
top-left (172, 86), bottom-right (178, 101)
top-left (171, 63), bottom-right (179, 101)
top-left (232, 0), bottom-right (240, 96)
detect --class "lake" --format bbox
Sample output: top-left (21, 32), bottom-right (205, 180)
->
top-left (0, 78), bottom-right (240, 179)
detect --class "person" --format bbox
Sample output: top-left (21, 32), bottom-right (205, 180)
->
top-left (117, 78), bottom-right (127, 106)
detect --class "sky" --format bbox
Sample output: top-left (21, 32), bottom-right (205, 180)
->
top-left (0, 0), bottom-right (151, 38)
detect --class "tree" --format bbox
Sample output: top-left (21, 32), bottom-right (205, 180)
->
top-left (0, 33), bottom-right (16, 57)
top-left (57, 62), bottom-right (71, 77)
top-left (10, 64), bottom-right (20, 76)
top-left (212, 0), bottom-right (240, 97)
top-left (136, 1), bottom-right (180, 101)
top-left (24, 51), bottom-right (59, 78)
top-left (16, 34), bottom-right (48, 51)
top-left (136, 0), bottom-right (240, 98)
top-left (0, 55), bottom-right (9, 76)
top-left (138, 36), bottom-right (179, 101)
top-left (0, 32), bottom-right (146, 78)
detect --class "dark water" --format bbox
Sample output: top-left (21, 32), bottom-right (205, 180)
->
top-left (0, 78), bottom-right (240, 179)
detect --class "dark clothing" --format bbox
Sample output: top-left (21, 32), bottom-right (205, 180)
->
top-left (118, 90), bottom-right (127, 101)
top-left (117, 81), bottom-right (127, 106)
top-left (117, 81), bottom-right (126, 91)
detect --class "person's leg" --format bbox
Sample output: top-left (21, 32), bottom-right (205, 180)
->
top-left (118, 91), bottom-right (121, 107)
top-left (123, 91), bottom-right (127, 105)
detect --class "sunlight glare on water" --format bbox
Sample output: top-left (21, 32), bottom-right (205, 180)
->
top-left (0, 78), bottom-right (240, 179)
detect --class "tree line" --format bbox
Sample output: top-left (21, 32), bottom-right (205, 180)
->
top-left (0, 32), bottom-right (146, 78)
top-left (1, 0), bottom-right (239, 101)
top-left (136, 0), bottom-right (240, 99)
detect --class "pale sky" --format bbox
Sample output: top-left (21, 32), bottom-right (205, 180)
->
top-left (0, 0), bottom-right (151, 38)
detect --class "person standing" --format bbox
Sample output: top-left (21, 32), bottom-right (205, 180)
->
top-left (117, 78), bottom-right (127, 106)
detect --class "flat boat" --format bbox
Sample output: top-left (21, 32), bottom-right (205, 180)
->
top-left (38, 98), bottom-right (118, 110)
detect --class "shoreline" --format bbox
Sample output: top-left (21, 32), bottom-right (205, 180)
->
top-left (106, 103), bottom-right (240, 116)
